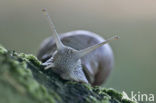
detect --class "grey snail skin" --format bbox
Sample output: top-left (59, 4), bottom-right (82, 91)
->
top-left (37, 8), bottom-right (119, 86)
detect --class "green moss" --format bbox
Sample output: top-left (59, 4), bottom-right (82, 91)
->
top-left (106, 88), bottom-right (123, 100)
top-left (0, 44), bottom-right (7, 54)
top-left (0, 49), bottom-right (57, 103)
top-left (18, 53), bottom-right (41, 66)
top-left (0, 45), bottom-right (136, 103)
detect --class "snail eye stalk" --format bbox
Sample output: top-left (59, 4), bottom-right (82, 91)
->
top-left (42, 8), bottom-right (65, 50)
top-left (76, 35), bottom-right (119, 58)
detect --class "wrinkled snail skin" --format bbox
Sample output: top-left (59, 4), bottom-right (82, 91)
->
top-left (37, 30), bottom-right (114, 86)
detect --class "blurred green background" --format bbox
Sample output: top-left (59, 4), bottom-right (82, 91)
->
top-left (0, 0), bottom-right (156, 96)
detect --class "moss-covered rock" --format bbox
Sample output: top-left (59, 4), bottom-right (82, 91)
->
top-left (0, 45), bottom-right (136, 103)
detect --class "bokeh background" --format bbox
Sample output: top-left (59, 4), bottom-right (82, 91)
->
top-left (0, 0), bottom-right (156, 96)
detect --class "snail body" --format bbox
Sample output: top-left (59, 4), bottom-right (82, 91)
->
top-left (38, 9), bottom-right (119, 86)
top-left (38, 30), bottom-right (114, 85)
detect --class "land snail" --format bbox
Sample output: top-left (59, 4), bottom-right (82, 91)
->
top-left (37, 8), bottom-right (119, 86)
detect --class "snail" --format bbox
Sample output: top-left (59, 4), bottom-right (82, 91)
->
top-left (37, 9), bottom-right (119, 86)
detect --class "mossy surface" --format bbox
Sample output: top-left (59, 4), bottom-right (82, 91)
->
top-left (0, 45), bottom-right (136, 103)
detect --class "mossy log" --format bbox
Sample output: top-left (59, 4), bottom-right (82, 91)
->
top-left (0, 45), bottom-right (135, 103)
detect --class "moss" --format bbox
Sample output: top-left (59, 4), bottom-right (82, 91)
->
top-left (106, 88), bottom-right (123, 101)
top-left (0, 44), bottom-right (7, 54)
top-left (0, 47), bottom-right (57, 103)
top-left (17, 53), bottom-right (41, 66)
top-left (0, 45), bottom-right (136, 103)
